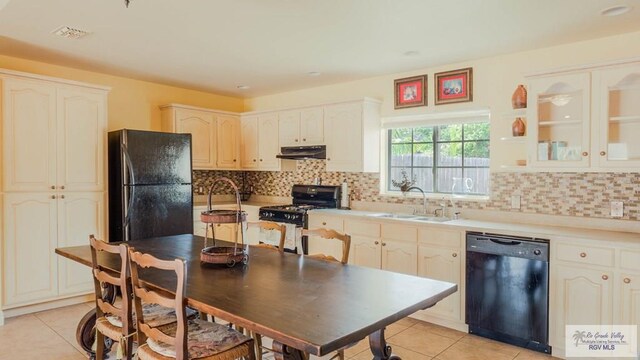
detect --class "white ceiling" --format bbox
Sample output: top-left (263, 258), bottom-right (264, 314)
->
top-left (0, 0), bottom-right (639, 97)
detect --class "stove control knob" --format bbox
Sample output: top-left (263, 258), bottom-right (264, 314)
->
top-left (534, 249), bottom-right (541, 256)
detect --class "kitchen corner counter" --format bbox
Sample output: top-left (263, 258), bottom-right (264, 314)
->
top-left (309, 208), bottom-right (640, 245)
top-left (193, 200), bottom-right (284, 208)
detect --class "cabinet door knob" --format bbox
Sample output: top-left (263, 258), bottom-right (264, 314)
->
top-left (51, 195), bottom-right (56, 199)
top-left (260, 159), bottom-right (263, 162)
top-left (382, 242), bottom-right (386, 246)
top-left (624, 277), bottom-right (631, 284)
top-left (60, 195), bottom-right (65, 199)
top-left (580, 252), bottom-right (587, 258)
top-left (602, 274), bottom-right (609, 280)
top-left (51, 185), bottom-right (56, 190)
top-left (253, 159), bottom-right (256, 162)
top-left (582, 151), bottom-right (589, 157)
top-left (374, 241), bottom-right (379, 245)
top-left (303, 138), bottom-right (306, 141)
top-left (600, 151), bottom-right (606, 156)
top-left (327, 158), bottom-right (331, 161)
top-left (322, 222), bottom-right (326, 225)
top-left (295, 139), bottom-right (299, 142)
top-left (60, 185), bottom-right (65, 190)
top-left (233, 159), bottom-right (237, 162)
top-left (452, 253), bottom-right (458, 257)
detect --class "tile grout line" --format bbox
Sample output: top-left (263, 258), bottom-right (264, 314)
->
top-left (33, 311), bottom-right (88, 358)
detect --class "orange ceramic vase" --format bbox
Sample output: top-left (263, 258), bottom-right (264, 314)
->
top-left (512, 117), bottom-right (526, 137)
top-left (511, 84), bottom-right (527, 109)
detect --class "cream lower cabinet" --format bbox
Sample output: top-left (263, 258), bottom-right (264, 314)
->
top-left (619, 273), bottom-right (640, 326)
top-left (308, 214), bottom-right (344, 260)
top-left (346, 220), bottom-right (418, 275)
top-left (3, 192), bottom-right (104, 307)
top-left (551, 264), bottom-right (614, 353)
top-left (415, 228), bottom-right (463, 323)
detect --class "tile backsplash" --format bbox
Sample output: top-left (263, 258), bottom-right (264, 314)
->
top-left (194, 160), bottom-right (640, 221)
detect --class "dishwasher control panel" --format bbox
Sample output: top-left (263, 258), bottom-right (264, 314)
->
top-left (466, 232), bottom-right (549, 261)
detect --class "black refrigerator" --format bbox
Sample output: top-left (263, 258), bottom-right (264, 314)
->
top-left (108, 129), bottom-right (193, 242)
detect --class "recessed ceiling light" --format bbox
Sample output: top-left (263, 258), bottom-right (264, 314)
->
top-left (307, 71), bottom-right (321, 77)
top-left (403, 51), bottom-right (420, 57)
top-left (237, 85), bottom-right (250, 90)
top-left (601, 5), bottom-right (632, 16)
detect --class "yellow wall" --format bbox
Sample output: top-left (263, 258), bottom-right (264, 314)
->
top-left (0, 54), bottom-right (244, 131)
top-left (244, 30), bottom-right (640, 169)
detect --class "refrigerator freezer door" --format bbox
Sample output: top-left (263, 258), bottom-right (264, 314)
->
top-left (123, 130), bottom-right (192, 185)
top-left (123, 184), bottom-right (193, 241)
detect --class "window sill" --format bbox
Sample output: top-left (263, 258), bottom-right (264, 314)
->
top-left (379, 190), bottom-right (490, 202)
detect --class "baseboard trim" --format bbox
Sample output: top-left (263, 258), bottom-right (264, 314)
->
top-left (409, 312), bottom-right (468, 333)
top-left (2, 294), bottom-right (93, 320)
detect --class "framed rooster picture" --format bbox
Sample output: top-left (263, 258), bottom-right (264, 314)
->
top-left (394, 75), bottom-right (427, 109)
top-left (435, 67), bottom-right (473, 105)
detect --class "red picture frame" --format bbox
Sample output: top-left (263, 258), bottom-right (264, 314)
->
top-left (434, 67), bottom-right (473, 105)
top-left (394, 75), bottom-right (427, 109)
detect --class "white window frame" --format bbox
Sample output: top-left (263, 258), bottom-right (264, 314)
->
top-left (379, 109), bottom-right (492, 201)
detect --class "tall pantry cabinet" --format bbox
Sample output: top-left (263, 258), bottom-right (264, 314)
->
top-left (0, 70), bottom-right (108, 324)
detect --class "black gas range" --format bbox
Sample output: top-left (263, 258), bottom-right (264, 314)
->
top-left (259, 184), bottom-right (341, 253)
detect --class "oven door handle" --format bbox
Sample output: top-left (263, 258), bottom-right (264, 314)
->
top-left (489, 238), bottom-right (522, 246)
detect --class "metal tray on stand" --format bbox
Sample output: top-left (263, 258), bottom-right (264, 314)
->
top-left (200, 177), bottom-right (247, 267)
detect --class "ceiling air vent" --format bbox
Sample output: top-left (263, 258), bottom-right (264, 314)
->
top-left (52, 26), bottom-right (90, 39)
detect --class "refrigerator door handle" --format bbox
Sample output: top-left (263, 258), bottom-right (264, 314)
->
top-left (122, 143), bottom-right (136, 238)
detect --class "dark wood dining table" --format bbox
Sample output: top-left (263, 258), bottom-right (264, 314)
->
top-left (55, 234), bottom-right (457, 360)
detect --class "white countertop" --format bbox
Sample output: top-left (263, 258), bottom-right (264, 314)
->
top-left (310, 208), bottom-right (640, 246)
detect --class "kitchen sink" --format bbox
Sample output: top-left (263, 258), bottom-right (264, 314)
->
top-left (411, 216), bottom-right (451, 223)
top-left (366, 213), bottom-right (451, 222)
top-left (367, 213), bottom-right (419, 219)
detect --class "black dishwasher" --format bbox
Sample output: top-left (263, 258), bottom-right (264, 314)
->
top-left (466, 232), bottom-right (551, 354)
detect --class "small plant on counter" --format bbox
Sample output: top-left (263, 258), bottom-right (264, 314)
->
top-left (391, 169), bottom-right (416, 193)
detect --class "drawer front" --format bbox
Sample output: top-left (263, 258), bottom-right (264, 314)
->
top-left (381, 223), bottom-right (417, 242)
top-left (309, 215), bottom-right (343, 232)
top-left (418, 228), bottom-right (462, 247)
top-left (556, 243), bottom-right (615, 267)
top-left (345, 219), bottom-right (380, 237)
top-left (620, 249), bottom-right (640, 272)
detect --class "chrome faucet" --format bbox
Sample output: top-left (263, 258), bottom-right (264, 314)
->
top-left (406, 186), bottom-right (427, 215)
top-left (433, 198), bottom-right (446, 217)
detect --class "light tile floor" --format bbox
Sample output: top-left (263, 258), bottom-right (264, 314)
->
top-left (0, 303), bottom-right (559, 360)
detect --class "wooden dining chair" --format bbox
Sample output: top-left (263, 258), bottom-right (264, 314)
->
top-left (89, 235), bottom-right (136, 359)
top-left (247, 221), bottom-right (286, 253)
top-left (300, 228), bottom-right (352, 360)
top-left (129, 249), bottom-right (255, 360)
top-left (90, 235), bottom-right (191, 359)
top-left (302, 228), bottom-right (351, 264)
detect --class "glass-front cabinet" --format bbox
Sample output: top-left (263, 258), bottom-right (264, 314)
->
top-left (594, 65), bottom-right (640, 168)
top-left (527, 73), bottom-right (591, 168)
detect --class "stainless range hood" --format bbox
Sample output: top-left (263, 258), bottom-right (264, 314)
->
top-left (276, 145), bottom-right (326, 160)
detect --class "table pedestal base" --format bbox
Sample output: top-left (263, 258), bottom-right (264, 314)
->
top-left (272, 341), bottom-right (306, 360)
top-left (369, 328), bottom-right (400, 360)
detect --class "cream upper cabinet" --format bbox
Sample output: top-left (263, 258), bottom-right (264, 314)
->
top-left (593, 64), bottom-right (640, 168)
top-left (279, 107), bottom-right (323, 146)
top-left (527, 73), bottom-right (591, 168)
top-left (241, 113), bottom-right (280, 170)
top-left (216, 115), bottom-right (240, 169)
top-left (2, 79), bottom-right (57, 192)
top-left (57, 88), bottom-right (106, 192)
top-left (241, 116), bottom-right (259, 169)
top-left (257, 113), bottom-right (280, 170)
top-left (3, 193), bottom-right (59, 306)
top-left (161, 106), bottom-right (217, 170)
top-left (2, 80), bottom-right (106, 192)
top-left (57, 192), bottom-right (105, 296)
top-left (324, 99), bottom-right (380, 172)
